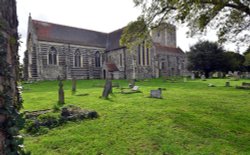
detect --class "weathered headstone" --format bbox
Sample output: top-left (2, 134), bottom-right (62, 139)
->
top-left (150, 90), bottom-right (162, 98)
top-left (102, 80), bottom-right (112, 98)
top-left (58, 79), bottom-right (65, 104)
top-left (208, 83), bottom-right (215, 87)
top-left (132, 86), bottom-right (139, 91)
top-left (129, 79), bottom-right (135, 88)
top-left (225, 82), bottom-right (230, 87)
top-left (72, 77), bottom-right (76, 92)
top-left (233, 71), bottom-right (240, 80)
top-left (201, 74), bottom-right (206, 81)
top-left (183, 77), bottom-right (187, 82)
top-left (191, 73), bottom-right (195, 80)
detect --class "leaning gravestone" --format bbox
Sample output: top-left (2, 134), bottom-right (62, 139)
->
top-left (58, 79), bottom-right (65, 104)
top-left (150, 89), bottom-right (162, 99)
top-left (72, 77), bottom-right (76, 92)
top-left (102, 80), bottom-right (112, 99)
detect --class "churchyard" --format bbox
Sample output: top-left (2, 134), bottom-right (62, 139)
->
top-left (21, 78), bottom-right (250, 154)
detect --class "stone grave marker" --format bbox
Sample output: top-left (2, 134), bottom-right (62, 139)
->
top-left (102, 80), bottom-right (112, 98)
top-left (129, 79), bottom-right (135, 88)
top-left (72, 77), bottom-right (77, 92)
top-left (132, 86), bottom-right (139, 91)
top-left (225, 81), bottom-right (230, 87)
top-left (58, 79), bottom-right (65, 104)
top-left (191, 73), bottom-right (195, 80)
top-left (150, 89), bottom-right (162, 99)
top-left (201, 74), bottom-right (206, 81)
top-left (183, 77), bottom-right (187, 82)
top-left (233, 71), bottom-right (240, 80)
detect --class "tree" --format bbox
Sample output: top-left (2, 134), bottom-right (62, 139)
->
top-left (222, 51), bottom-right (245, 72)
top-left (243, 46), bottom-right (250, 71)
top-left (121, 0), bottom-right (250, 47)
top-left (0, 0), bottom-right (25, 154)
top-left (187, 41), bottom-right (225, 77)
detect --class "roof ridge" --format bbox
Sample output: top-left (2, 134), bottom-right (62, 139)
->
top-left (32, 19), bottom-right (108, 35)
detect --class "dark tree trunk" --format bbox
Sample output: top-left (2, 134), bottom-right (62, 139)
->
top-left (204, 71), bottom-right (210, 78)
top-left (0, 0), bottom-right (24, 154)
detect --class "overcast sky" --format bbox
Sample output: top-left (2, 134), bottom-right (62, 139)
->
top-left (16, 0), bottom-right (242, 62)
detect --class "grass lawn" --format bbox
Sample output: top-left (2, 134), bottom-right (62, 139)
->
top-left (21, 78), bottom-right (250, 155)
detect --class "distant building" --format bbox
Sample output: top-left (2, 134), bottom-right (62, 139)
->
top-left (24, 15), bottom-right (188, 80)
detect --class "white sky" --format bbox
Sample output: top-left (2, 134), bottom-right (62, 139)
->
top-left (16, 0), bottom-right (243, 62)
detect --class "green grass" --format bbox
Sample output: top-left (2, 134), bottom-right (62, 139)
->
top-left (22, 78), bottom-right (250, 154)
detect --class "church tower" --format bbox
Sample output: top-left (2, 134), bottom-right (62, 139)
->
top-left (151, 23), bottom-right (177, 47)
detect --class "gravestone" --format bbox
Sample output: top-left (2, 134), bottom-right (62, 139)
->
top-left (72, 77), bottom-right (76, 92)
top-left (58, 79), bottom-right (65, 104)
top-left (225, 82), bottom-right (230, 87)
top-left (150, 90), bottom-right (162, 98)
top-left (129, 79), bottom-right (135, 88)
top-left (191, 73), bottom-right (195, 80)
top-left (183, 77), bottom-right (187, 82)
top-left (201, 74), bottom-right (206, 81)
top-left (132, 86), bottom-right (139, 91)
top-left (102, 80), bottom-right (112, 98)
top-left (233, 71), bottom-right (240, 80)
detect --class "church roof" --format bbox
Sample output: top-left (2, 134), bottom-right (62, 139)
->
top-left (153, 43), bottom-right (184, 54)
top-left (32, 20), bottom-right (108, 48)
top-left (106, 28), bottom-right (125, 51)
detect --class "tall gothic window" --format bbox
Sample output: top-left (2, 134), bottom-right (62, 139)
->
top-left (137, 44), bottom-right (141, 65)
top-left (138, 42), bottom-right (150, 66)
top-left (95, 51), bottom-right (100, 67)
top-left (74, 49), bottom-right (81, 67)
top-left (48, 47), bottom-right (57, 65)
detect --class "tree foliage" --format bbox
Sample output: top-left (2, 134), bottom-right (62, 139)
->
top-left (120, 17), bottom-right (151, 49)
top-left (243, 46), bottom-right (250, 71)
top-left (222, 51), bottom-right (245, 72)
top-left (126, 0), bottom-right (250, 46)
top-left (187, 41), bottom-right (225, 77)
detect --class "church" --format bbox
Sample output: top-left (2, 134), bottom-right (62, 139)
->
top-left (23, 15), bottom-right (187, 80)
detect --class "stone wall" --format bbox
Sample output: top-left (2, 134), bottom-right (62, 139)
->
top-left (156, 49), bottom-right (186, 77)
top-left (26, 40), bottom-right (105, 80)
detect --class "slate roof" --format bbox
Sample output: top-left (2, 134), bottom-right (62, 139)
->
top-left (153, 43), bottom-right (184, 54)
top-left (32, 20), bottom-right (108, 48)
top-left (106, 28), bottom-right (125, 51)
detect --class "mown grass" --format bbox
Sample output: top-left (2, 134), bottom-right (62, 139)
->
top-left (22, 78), bottom-right (250, 155)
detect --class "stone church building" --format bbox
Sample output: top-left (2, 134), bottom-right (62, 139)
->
top-left (23, 15), bottom-right (187, 80)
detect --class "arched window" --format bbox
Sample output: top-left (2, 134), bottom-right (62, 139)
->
top-left (48, 47), bottom-right (57, 65)
top-left (74, 49), bottom-right (81, 67)
top-left (95, 51), bottom-right (100, 67)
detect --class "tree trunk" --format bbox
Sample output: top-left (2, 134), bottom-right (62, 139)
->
top-left (0, 0), bottom-right (24, 154)
top-left (204, 71), bottom-right (210, 78)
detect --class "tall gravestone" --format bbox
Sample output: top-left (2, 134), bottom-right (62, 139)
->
top-left (0, 0), bottom-right (24, 154)
top-left (72, 77), bottom-right (76, 92)
top-left (129, 79), bottom-right (135, 88)
top-left (58, 79), bottom-right (65, 104)
top-left (102, 80), bottom-right (112, 99)
top-left (191, 73), bottom-right (195, 80)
